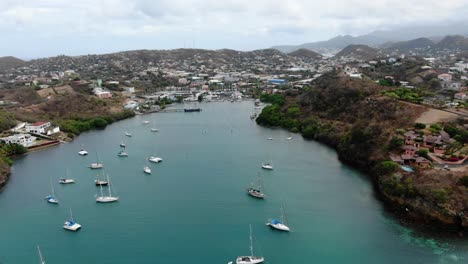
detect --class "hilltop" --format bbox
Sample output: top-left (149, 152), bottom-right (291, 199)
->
top-left (333, 44), bottom-right (380, 61)
top-left (288, 49), bottom-right (323, 60)
top-left (0, 56), bottom-right (26, 71)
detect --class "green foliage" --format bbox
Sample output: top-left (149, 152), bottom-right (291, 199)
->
top-left (417, 149), bottom-right (429, 159)
top-left (260, 94), bottom-right (285, 106)
top-left (58, 110), bottom-right (134, 135)
top-left (379, 79), bottom-right (394, 86)
top-left (444, 124), bottom-right (468, 144)
top-left (89, 118), bottom-right (108, 129)
top-left (175, 96), bottom-right (183, 103)
top-left (0, 143), bottom-right (27, 156)
top-left (458, 176), bottom-right (468, 187)
top-left (382, 176), bottom-right (417, 198)
top-left (374, 161), bottom-right (400, 175)
top-left (431, 188), bottom-right (449, 204)
top-left (286, 106), bottom-right (300, 118)
top-left (429, 124), bottom-right (442, 133)
top-left (388, 137), bottom-right (404, 150)
top-left (414, 123), bottom-right (426, 129)
top-left (0, 110), bottom-right (17, 132)
top-left (382, 87), bottom-right (425, 103)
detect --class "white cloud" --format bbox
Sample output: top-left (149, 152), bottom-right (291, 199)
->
top-left (0, 0), bottom-right (467, 57)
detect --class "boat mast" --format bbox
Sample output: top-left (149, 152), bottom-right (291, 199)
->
top-left (281, 203), bottom-right (288, 226)
top-left (107, 174), bottom-right (112, 197)
top-left (50, 177), bottom-right (55, 197)
top-left (69, 208), bottom-right (74, 222)
top-left (99, 182), bottom-right (104, 198)
top-left (37, 245), bottom-right (45, 264)
top-left (249, 224), bottom-right (254, 257)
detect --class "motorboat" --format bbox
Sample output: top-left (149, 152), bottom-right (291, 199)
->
top-left (142, 120), bottom-right (150, 124)
top-left (148, 156), bottom-right (163, 163)
top-left (286, 137), bottom-right (292, 140)
top-left (78, 149), bottom-right (88, 156)
top-left (143, 166), bottom-right (151, 174)
top-left (125, 132), bottom-right (132, 137)
top-left (63, 209), bottom-right (81, 231)
top-left (261, 163), bottom-right (273, 170)
top-left (151, 128), bottom-right (159, 132)
top-left (120, 142), bottom-right (126, 147)
top-left (267, 137), bottom-right (274, 140)
top-left (59, 178), bottom-right (75, 184)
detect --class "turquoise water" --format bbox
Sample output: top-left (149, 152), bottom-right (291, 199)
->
top-left (0, 101), bottom-right (466, 263)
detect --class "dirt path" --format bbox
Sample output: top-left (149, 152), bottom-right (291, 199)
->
top-left (415, 108), bottom-right (460, 124)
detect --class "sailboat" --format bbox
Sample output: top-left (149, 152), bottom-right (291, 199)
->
top-left (232, 225), bottom-right (264, 264)
top-left (125, 131), bottom-right (132, 137)
top-left (143, 166), bottom-right (151, 174)
top-left (37, 245), bottom-right (46, 264)
top-left (117, 146), bottom-right (129, 157)
top-left (96, 175), bottom-right (119, 203)
top-left (261, 162), bottom-right (273, 170)
top-left (247, 173), bottom-right (265, 199)
top-left (94, 171), bottom-right (108, 186)
top-left (266, 205), bottom-right (290, 232)
top-left (63, 208), bottom-right (82, 231)
top-left (120, 141), bottom-right (126, 147)
top-left (89, 153), bottom-right (103, 169)
top-left (45, 178), bottom-right (58, 204)
top-left (59, 169), bottom-right (75, 184)
top-left (148, 155), bottom-right (163, 163)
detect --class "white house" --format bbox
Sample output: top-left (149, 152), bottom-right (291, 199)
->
top-left (26, 121), bottom-right (51, 134)
top-left (438, 73), bottom-right (452, 82)
top-left (0, 134), bottom-right (36, 147)
top-left (454, 93), bottom-right (467, 100)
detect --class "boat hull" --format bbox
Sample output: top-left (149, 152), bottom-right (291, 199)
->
top-left (63, 222), bottom-right (81, 231)
top-left (266, 222), bottom-right (290, 232)
top-left (247, 188), bottom-right (265, 199)
top-left (236, 256), bottom-right (264, 264)
top-left (96, 196), bottom-right (119, 203)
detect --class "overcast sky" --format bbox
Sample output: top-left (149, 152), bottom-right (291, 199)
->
top-left (1, 0), bottom-right (467, 58)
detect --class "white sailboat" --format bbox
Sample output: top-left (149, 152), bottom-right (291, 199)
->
top-left (247, 173), bottom-right (265, 199)
top-left (45, 178), bottom-right (58, 204)
top-left (148, 156), bottom-right (163, 163)
top-left (89, 153), bottom-right (103, 169)
top-left (143, 166), bottom-right (151, 174)
top-left (232, 225), bottom-right (264, 264)
top-left (63, 208), bottom-right (82, 231)
top-left (59, 169), bottom-right (75, 184)
top-left (37, 245), bottom-right (46, 264)
top-left (261, 162), bottom-right (273, 170)
top-left (96, 175), bottom-right (119, 203)
top-left (266, 205), bottom-right (290, 232)
top-left (117, 146), bottom-right (129, 157)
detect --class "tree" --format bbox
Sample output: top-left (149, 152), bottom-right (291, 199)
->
top-left (414, 123), bottom-right (426, 129)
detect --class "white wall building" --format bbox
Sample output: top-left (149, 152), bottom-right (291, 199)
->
top-left (0, 134), bottom-right (36, 147)
top-left (26, 121), bottom-right (51, 134)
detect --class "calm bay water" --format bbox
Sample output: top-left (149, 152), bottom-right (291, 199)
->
top-left (0, 101), bottom-right (466, 263)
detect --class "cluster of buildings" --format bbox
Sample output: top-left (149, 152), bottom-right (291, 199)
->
top-left (0, 121), bottom-right (60, 147)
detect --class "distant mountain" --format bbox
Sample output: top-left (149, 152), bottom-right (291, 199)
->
top-left (271, 22), bottom-right (468, 54)
top-left (273, 34), bottom-right (387, 54)
top-left (384, 38), bottom-right (435, 53)
top-left (288, 49), bottom-right (323, 60)
top-left (434, 35), bottom-right (468, 52)
top-left (333, 45), bottom-right (379, 61)
top-left (0, 56), bottom-right (26, 71)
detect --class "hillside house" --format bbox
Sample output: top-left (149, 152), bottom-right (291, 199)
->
top-left (0, 134), bottom-right (36, 147)
top-left (26, 121), bottom-right (51, 134)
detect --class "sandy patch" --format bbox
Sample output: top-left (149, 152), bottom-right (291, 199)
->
top-left (415, 108), bottom-right (459, 124)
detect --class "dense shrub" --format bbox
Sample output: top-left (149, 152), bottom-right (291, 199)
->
top-left (458, 176), bottom-right (468, 187)
top-left (260, 94), bottom-right (285, 106)
top-left (414, 123), bottom-right (426, 129)
top-left (374, 161), bottom-right (400, 175)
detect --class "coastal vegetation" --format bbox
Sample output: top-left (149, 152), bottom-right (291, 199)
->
top-left (256, 72), bottom-right (467, 231)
